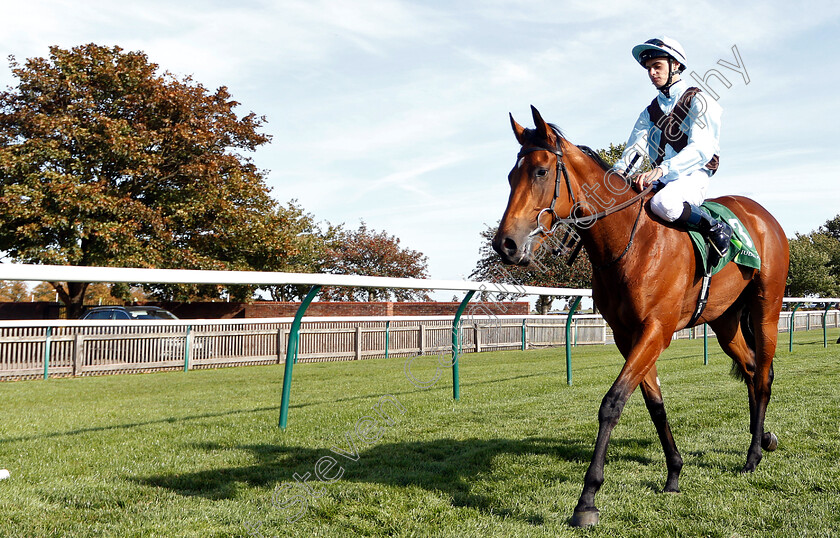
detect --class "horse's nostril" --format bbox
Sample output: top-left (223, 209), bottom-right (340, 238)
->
top-left (503, 237), bottom-right (517, 253)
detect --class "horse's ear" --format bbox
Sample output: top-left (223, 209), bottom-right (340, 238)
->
top-left (530, 105), bottom-right (557, 147)
top-left (510, 113), bottom-right (528, 145)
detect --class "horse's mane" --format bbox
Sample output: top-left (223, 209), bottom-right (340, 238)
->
top-left (521, 124), bottom-right (613, 172)
top-left (576, 145), bottom-right (612, 172)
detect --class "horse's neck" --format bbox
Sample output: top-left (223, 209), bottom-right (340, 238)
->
top-left (572, 161), bottom-right (653, 270)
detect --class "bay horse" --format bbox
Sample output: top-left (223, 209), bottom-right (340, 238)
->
top-left (493, 106), bottom-right (789, 527)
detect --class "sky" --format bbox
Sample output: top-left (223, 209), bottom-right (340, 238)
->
top-left (1, 0), bottom-right (839, 289)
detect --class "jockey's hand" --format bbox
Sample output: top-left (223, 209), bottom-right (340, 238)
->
top-left (633, 167), bottom-right (663, 192)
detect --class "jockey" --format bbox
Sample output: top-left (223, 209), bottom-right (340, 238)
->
top-left (614, 36), bottom-right (732, 262)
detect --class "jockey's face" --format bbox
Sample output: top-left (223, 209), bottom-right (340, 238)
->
top-left (644, 57), bottom-right (679, 88)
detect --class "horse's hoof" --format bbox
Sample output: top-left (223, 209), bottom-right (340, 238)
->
top-left (762, 432), bottom-right (778, 452)
top-left (569, 509), bottom-right (600, 527)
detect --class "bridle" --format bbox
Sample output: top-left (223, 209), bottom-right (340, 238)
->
top-left (516, 144), bottom-right (576, 235)
top-left (517, 140), bottom-right (655, 269)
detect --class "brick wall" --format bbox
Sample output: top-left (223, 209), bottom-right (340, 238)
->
top-left (0, 302), bottom-right (63, 320)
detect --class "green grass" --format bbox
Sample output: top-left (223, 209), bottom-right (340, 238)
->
top-left (1, 329), bottom-right (839, 537)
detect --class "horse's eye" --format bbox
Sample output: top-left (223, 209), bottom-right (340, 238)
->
top-left (535, 168), bottom-right (549, 179)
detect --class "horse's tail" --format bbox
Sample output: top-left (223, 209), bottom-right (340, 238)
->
top-left (730, 308), bottom-right (756, 382)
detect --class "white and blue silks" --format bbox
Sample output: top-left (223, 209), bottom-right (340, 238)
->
top-left (615, 79), bottom-right (723, 222)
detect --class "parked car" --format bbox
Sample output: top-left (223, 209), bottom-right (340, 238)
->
top-left (80, 306), bottom-right (179, 320)
top-left (79, 306), bottom-right (195, 360)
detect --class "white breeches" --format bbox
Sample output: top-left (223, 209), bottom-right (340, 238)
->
top-left (650, 169), bottom-right (711, 222)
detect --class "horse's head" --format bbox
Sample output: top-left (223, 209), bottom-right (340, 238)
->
top-left (492, 106), bottom-right (578, 266)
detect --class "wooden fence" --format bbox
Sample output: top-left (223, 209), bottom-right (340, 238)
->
top-left (0, 316), bottom-right (605, 380)
top-left (1, 311), bottom-right (837, 381)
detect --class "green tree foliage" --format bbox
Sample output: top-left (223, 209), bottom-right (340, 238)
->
top-left (596, 142), bottom-right (627, 168)
top-left (596, 142), bottom-right (651, 174)
top-left (0, 44), bottom-right (307, 316)
top-left (786, 227), bottom-right (840, 298)
top-left (819, 215), bottom-right (840, 241)
top-left (319, 223), bottom-right (430, 302)
top-left (262, 203), bottom-right (341, 302)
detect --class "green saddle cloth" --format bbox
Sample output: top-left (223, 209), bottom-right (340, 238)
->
top-left (688, 201), bottom-right (761, 276)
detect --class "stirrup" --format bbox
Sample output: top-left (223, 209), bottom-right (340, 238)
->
top-left (708, 222), bottom-right (732, 257)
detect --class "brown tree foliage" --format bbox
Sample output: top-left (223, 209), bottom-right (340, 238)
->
top-left (0, 44), bottom-right (306, 316)
top-left (319, 223), bottom-right (430, 301)
top-left (0, 280), bottom-right (31, 301)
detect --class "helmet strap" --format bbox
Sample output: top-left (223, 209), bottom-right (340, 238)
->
top-left (657, 59), bottom-right (680, 97)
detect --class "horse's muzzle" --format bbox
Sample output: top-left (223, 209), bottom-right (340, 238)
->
top-left (492, 232), bottom-right (532, 266)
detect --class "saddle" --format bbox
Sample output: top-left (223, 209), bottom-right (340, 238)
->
top-left (687, 201), bottom-right (761, 326)
top-left (688, 202), bottom-right (761, 275)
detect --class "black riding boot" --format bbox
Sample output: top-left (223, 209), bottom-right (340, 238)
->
top-left (678, 202), bottom-right (732, 259)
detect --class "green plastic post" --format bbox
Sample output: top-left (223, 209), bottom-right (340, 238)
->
top-left (183, 325), bottom-right (192, 372)
top-left (385, 320), bottom-right (390, 359)
top-left (565, 297), bottom-right (582, 386)
top-left (43, 326), bottom-right (52, 380)
top-left (789, 302), bottom-right (801, 353)
top-left (521, 318), bottom-right (527, 351)
top-left (703, 323), bottom-right (708, 365)
top-left (823, 302), bottom-right (833, 348)
top-left (451, 290), bottom-right (475, 401)
top-left (279, 285), bottom-right (321, 430)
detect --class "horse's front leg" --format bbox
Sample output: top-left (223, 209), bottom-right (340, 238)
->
top-left (640, 364), bottom-right (683, 492)
top-left (570, 323), bottom-right (668, 527)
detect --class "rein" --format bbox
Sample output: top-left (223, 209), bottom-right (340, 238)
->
top-left (519, 143), bottom-right (655, 269)
top-left (591, 192), bottom-right (647, 271)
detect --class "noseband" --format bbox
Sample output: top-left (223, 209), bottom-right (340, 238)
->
top-left (516, 144), bottom-right (576, 235)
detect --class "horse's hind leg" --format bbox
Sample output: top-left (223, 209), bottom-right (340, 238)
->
top-left (741, 296), bottom-right (781, 472)
top-left (710, 305), bottom-right (777, 472)
top-left (640, 364), bottom-right (683, 492)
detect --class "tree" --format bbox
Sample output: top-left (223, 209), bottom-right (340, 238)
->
top-left (0, 44), bottom-right (304, 316)
top-left (819, 214), bottom-right (840, 242)
top-left (261, 202), bottom-right (340, 302)
top-left (319, 223), bottom-right (430, 301)
top-left (786, 230), bottom-right (840, 298)
top-left (596, 142), bottom-right (651, 174)
top-left (141, 200), bottom-right (320, 303)
top-left (32, 281), bottom-right (58, 302)
top-left (596, 142), bottom-right (627, 168)
top-left (817, 215), bottom-right (840, 284)
top-left (0, 280), bottom-right (31, 301)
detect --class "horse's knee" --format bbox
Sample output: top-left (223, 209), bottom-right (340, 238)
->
top-left (598, 390), bottom-right (628, 425)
